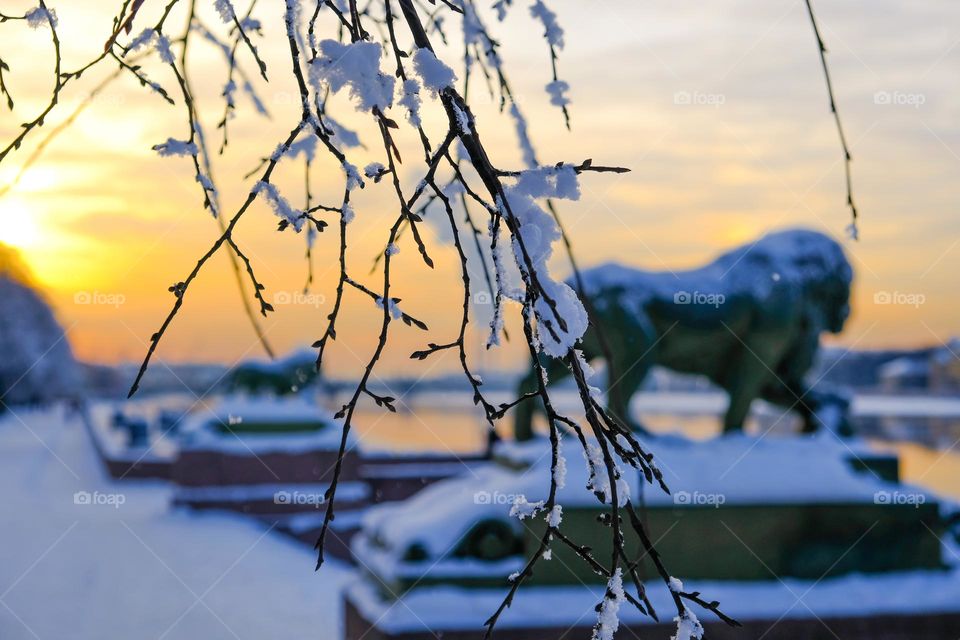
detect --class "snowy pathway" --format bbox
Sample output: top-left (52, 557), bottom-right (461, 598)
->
top-left (0, 406), bottom-right (353, 640)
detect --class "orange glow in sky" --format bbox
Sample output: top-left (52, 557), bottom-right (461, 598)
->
top-left (1, 1), bottom-right (957, 374)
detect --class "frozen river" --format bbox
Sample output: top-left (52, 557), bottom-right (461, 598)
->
top-left (346, 390), bottom-right (960, 500)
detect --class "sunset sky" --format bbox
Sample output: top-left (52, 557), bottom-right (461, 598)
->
top-left (0, 0), bottom-right (957, 377)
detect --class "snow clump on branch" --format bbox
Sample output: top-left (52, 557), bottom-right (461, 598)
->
top-left (25, 6), bottom-right (57, 29)
top-left (509, 104), bottom-right (538, 168)
top-left (671, 612), bottom-right (705, 640)
top-left (254, 181), bottom-right (304, 231)
top-left (152, 138), bottom-right (198, 157)
top-left (530, 1), bottom-right (564, 49)
top-left (309, 40), bottom-right (394, 112)
top-left (509, 495), bottom-right (544, 520)
top-left (375, 296), bottom-right (403, 320)
top-left (554, 437), bottom-right (568, 489)
top-left (127, 29), bottom-right (175, 65)
top-left (592, 568), bottom-right (625, 640)
top-left (546, 80), bottom-right (570, 107)
top-left (500, 164), bottom-right (586, 357)
top-left (546, 504), bottom-right (562, 527)
top-left (214, 0), bottom-right (237, 24)
top-left (398, 79), bottom-right (423, 128)
top-left (668, 578), bottom-right (705, 640)
top-left (583, 443), bottom-right (631, 505)
top-left (411, 48), bottom-right (457, 93)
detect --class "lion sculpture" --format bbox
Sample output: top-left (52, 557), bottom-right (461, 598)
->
top-left (514, 228), bottom-right (853, 440)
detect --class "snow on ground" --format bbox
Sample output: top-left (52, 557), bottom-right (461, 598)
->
top-left (0, 405), bottom-right (352, 640)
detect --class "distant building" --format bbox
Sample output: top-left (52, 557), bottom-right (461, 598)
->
top-left (930, 339), bottom-right (960, 393)
top-left (813, 340), bottom-right (958, 395)
top-left (813, 346), bottom-right (943, 392)
top-left (878, 357), bottom-right (929, 392)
